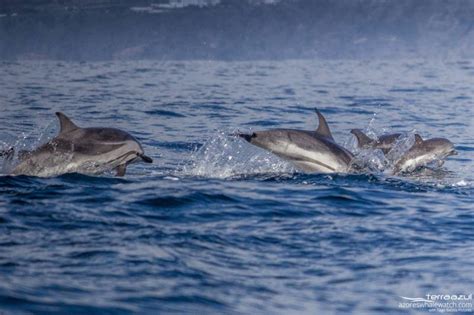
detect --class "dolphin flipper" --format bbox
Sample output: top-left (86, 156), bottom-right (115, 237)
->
top-left (115, 153), bottom-right (152, 176)
top-left (314, 108), bottom-right (335, 141)
top-left (115, 164), bottom-right (127, 176)
top-left (350, 129), bottom-right (374, 148)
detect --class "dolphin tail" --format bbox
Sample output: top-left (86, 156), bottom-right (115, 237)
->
top-left (350, 129), bottom-right (374, 147)
top-left (138, 153), bottom-right (153, 163)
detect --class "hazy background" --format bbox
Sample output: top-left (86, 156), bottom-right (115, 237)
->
top-left (1, 0), bottom-right (474, 61)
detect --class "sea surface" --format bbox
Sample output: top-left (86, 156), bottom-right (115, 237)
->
top-left (0, 60), bottom-right (473, 314)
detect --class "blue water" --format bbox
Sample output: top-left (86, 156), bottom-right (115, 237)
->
top-left (0, 60), bottom-right (473, 314)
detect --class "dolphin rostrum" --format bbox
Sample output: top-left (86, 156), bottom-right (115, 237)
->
top-left (9, 112), bottom-right (153, 177)
top-left (238, 109), bottom-right (354, 173)
top-left (350, 129), bottom-right (405, 154)
top-left (393, 134), bottom-right (457, 174)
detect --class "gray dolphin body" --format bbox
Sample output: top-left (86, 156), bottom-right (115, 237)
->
top-left (350, 129), bottom-right (457, 173)
top-left (10, 112), bottom-right (153, 177)
top-left (393, 134), bottom-right (457, 174)
top-left (239, 109), bottom-right (354, 173)
top-left (350, 129), bottom-right (404, 154)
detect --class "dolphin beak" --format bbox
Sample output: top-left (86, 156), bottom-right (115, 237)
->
top-left (450, 149), bottom-right (458, 156)
top-left (237, 133), bottom-right (256, 143)
top-left (138, 153), bottom-right (153, 163)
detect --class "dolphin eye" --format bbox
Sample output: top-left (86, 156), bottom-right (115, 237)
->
top-left (251, 133), bottom-right (257, 138)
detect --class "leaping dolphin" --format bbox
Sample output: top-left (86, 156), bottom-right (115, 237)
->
top-left (238, 109), bottom-right (354, 173)
top-left (350, 129), bottom-right (405, 154)
top-left (7, 112), bottom-right (153, 177)
top-left (393, 134), bottom-right (457, 174)
top-left (350, 129), bottom-right (457, 174)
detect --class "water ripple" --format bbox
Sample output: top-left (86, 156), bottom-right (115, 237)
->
top-left (0, 60), bottom-right (472, 315)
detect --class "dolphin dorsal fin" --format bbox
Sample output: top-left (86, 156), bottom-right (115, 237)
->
top-left (414, 134), bottom-right (423, 145)
top-left (56, 112), bottom-right (79, 134)
top-left (350, 129), bottom-right (373, 147)
top-left (314, 108), bottom-right (334, 141)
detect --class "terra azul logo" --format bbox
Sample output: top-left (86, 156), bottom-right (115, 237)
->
top-left (398, 293), bottom-right (473, 312)
top-left (400, 294), bottom-right (472, 303)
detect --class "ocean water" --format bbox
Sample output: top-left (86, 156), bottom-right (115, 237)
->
top-left (0, 59), bottom-right (473, 314)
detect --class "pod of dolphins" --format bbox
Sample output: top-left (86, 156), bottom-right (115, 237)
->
top-left (238, 109), bottom-right (457, 175)
top-left (0, 109), bottom-right (457, 177)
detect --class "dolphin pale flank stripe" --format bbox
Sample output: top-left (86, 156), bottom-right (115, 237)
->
top-left (238, 109), bottom-right (353, 173)
top-left (10, 112), bottom-right (153, 177)
top-left (291, 156), bottom-right (337, 172)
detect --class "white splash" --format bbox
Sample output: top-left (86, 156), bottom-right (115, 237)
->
top-left (345, 126), bottom-right (418, 175)
top-left (180, 130), bottom-right (294, 178)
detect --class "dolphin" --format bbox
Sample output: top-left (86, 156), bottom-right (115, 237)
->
top-left (393, 134), bottom-right (457, 174)
top-left (238, 109), bottom-right (354, 173)
top-left (350, 129), bottom-right (405, 154)
top-left (9, 112), bottom-right (153, 177)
